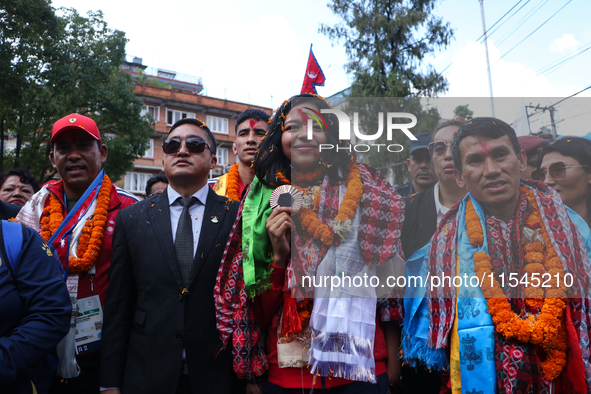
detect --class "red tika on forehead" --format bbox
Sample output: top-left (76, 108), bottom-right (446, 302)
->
top-left (295, 108), bottom-right (310, 121)
top-left (249, 119), bottom-right (258, 129)
top-left (477, 141), bottom-right (492, 156)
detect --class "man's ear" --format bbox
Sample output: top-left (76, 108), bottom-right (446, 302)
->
top-left (99, 144), bottom-right (108, 164)
top-left (517, 149), bottom-right (527, 174)
top-left (210, 154), bottom-right (218, 170)
top-left (232, 142), bottom-right (238, 156)
top-left (454, 169), bottom-right (465, 189)
top-left (406, 157), bottom-right (411, 172)
top-left (49, 151), bottom-right (57, 170)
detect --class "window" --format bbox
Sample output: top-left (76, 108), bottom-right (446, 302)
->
top-left (166, 109), bottom-right (196, 125)
top-left (216, 147), bottom-right (228, 167)
top-left (143, 139), bottom-right (154, 158)
top-left (206, 115), bottom-right (228, 134)
top-left (125, 172), bottom-right (153, 193)
top-left (4, 138), bottom-right (16, 152)
top-left (142, 105), bottom-right (160, 122)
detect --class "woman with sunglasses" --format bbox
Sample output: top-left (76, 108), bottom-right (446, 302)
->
top-left (535, 136), bottom-right (591, 227)
top-left (215, 94), bottom-right (405, 393)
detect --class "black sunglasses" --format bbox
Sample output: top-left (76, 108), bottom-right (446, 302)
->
top-left (162, 137), bottom-right (213, 155)
top-left (532, 161), bottom-right (588, 181)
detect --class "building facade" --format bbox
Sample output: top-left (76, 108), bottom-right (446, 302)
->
top-left (119, 58), bottom-right (272, 196)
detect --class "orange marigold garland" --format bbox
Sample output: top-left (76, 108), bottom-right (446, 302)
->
top-left (294, 158), bottom-right (363, 246)
top-left (41, 176), bottom-right (112, 274)
top-left (466, 185), bottom-right (567, 381)
top-left (225, 163), bottom-right (242, 201)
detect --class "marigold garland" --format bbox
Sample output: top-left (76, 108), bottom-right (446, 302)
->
top-left (294, 159), bottom-right (363, 246)
top-left (225, 163), bottom-right (242, 201)
top-left (296, 299), bottom-right (314, 328)
top-left (41, 176), bottom-right (112, 274)
top-left (466, 185), bottom-right (567, 381)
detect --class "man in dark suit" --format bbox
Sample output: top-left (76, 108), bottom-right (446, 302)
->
top-left (100, 118), bottom-right (240, 394)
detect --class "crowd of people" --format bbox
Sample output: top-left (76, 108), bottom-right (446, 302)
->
top-left (1, 94), bottom-right (591, 394)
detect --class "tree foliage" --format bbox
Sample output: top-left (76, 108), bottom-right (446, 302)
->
top-left (453, 104), bottom-right (474, 120)
top-left (0, 2), bottom-right (152, 182)
top-left (321, 0), bottom-right (453, 184)
top-left (320, 0), bottom-right (453, 97)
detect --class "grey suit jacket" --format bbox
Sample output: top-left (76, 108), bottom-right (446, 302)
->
top-left (100, 188), bottom-right (240, 394)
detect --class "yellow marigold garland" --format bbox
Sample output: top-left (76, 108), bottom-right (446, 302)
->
top-left (294, 159), bottom-right (363, 246)
top-left (466, 185), bottom-right (567, 381)
top-left (41, 176), bottom-right (112, 274)
top-left (225, 163), bottom-right (242, 201)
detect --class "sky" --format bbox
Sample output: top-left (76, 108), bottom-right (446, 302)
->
top-left (50, 0), bottom-right (591, 136)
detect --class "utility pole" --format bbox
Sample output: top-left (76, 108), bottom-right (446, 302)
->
top-left (526, 104), bottom-right (558, 138)
top-left (479, 0), bottom-right (495, 117)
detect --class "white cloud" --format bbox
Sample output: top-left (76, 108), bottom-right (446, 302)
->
top-left (549, 33), bottom-right (580, 53)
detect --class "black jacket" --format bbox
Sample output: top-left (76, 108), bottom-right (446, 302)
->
top-left (100, 188), bottom-right (240, 394)
top-left (401, 187), bottom-right (437, 260)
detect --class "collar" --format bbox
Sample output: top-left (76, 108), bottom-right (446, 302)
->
top-left (167, 183), bottom-right (209, 206)
top-left (433, 182), bottom-right (449, 217)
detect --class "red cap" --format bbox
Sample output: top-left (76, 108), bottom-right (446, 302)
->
top-left (51, 114), bottom-right (101, 144)
top-left (518, 135), bottom-right (547, 154)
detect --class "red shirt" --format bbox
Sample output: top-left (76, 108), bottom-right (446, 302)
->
top-left (45, 182), bottom-right (139, 308)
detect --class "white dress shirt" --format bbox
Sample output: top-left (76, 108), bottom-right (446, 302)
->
top-left (434, 182), bottom-right (450, 225)
top-left (167, 184), bottom-right (209, 257)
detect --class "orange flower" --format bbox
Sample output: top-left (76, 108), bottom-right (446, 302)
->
top-left (41, 176), bottom-right (112, 274)
top-left (293, 159), bottom-right (363, 246)
top-left (464, 186), bottom-right (568, 381)
top-left (225, 163), bottom-right (242, 201)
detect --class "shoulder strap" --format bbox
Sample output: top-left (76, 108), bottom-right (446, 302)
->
top-left (0, 220), bottom-right (26, 282)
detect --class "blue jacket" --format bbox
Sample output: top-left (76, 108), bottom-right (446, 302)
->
top-left (0, 222), bottom-right (71, 394)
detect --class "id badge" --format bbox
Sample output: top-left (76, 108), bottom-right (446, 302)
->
top-left (74, 295), bottom-right (103, 355)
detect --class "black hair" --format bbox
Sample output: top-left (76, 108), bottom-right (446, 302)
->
top-left (235, 109), bottom-right (271, 134)
top-left (253, 94), bottom-right (352, 188)
top-left (537, 136), bottom-right (591, 220)
top-left (168, 118), bottom-right (217, 155)
top-left (452, 117), bottom-right (521, 171)
top-left (2, 168), bottom-right (41, 193)
top-left (145, 174), bottom-right (168, 196)
top-left (431, 118), bottom-right (468, 142)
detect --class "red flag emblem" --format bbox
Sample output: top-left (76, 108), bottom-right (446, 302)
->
top-left (300, 44), bottom-right (326, 95)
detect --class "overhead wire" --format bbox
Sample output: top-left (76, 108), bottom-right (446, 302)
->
top-left (477, 0), bottom-right (531, 43)
top-left (536, 40), bottom-right (591, 76)
top-left (496, 0), bottom-right (549, 46)
top-left (499, 0), bottom-right (572, 60)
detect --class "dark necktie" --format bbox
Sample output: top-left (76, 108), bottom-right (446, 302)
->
top-left (175, 197), bottom-right (197, 288)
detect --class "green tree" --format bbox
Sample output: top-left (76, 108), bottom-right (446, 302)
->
top-left (320, 0), bottom-right (453, 97)
top-left (453, 104), bottom-right (474, 120)
top-left (320, 0), bottom-right (452, 184)
top-left (1, 3), bottom-right (152, 182)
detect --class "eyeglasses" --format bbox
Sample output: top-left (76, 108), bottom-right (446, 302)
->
top-left (162, 137), bottom-right (213, 155)
top-left (532, 161), bottom-right (589, 181)
top-left (428, 141), bottom-right (452, 158)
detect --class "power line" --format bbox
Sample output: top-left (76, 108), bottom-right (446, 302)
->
top-left (552, 84), bottom-right (591, 107)
top-left (536, 40), bottom-right (591, 76)
top-left (475, 0), bottom-right (525, 43)
top-left (480, 0), bottom-right (532, 43)
top-left (499, 0), bottom-right (572, 60)
top-left (439, 1), bottom-right (530, 76)
top-left (496, 0), bottom-right (548, 46)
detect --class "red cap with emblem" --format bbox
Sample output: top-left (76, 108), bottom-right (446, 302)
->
top-left (51, 114), bottom-right (101, 144)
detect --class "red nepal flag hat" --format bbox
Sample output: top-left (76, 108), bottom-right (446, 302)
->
top-left (51, 114), bottom-right (102, 144)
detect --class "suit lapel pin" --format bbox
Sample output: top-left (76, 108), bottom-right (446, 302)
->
top-left (211, 216), bottom-right (218, 223)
